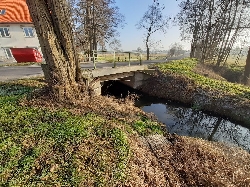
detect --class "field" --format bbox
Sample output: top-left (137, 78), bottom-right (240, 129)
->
top-left (79, 52), bottom-right (167, 62)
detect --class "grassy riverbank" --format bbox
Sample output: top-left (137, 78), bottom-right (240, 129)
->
top-left (156, 58), bottom-right (250, 99)
top-left (142, 58), bottom-right (250, 126)
top-left (0, 78), bottom-right (250, 186)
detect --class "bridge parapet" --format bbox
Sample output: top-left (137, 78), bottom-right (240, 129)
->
top-left (82, 65), bottom-right (155, 95)
top-left (82, 65), bottom-right (149, 79)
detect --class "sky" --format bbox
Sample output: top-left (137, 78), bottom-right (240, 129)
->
top-left (114, 0), bottom-right (190, 51)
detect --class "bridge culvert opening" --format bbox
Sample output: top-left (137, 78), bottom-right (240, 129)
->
top-left (101, 80), bottom-right (142, 98)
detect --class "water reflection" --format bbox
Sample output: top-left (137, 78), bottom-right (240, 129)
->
top-left (138, 100), bottom-right (250, 152)
top-left (102, 80), bottom-right (250, 152)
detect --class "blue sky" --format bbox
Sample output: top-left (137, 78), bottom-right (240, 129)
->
top-left (114, 0), bottom-right (190, 51)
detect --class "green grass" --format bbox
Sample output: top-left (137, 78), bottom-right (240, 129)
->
top-left (156, 58), bottom-right (250, 99)
top-left (0, 80), bottom-right (163, 186)
top-left (133, 118), bottom-right (164, 136)
top-left (226, 64), bottom-right (245, 72)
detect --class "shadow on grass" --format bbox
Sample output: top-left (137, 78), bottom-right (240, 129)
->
top-left (0, 78), bottom-right (46, 97)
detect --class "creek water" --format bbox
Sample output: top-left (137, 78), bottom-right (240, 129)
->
top-left (102, 81), bottom-right (250, 152)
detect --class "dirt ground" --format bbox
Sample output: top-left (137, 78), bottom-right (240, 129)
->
top-left (126, 134), bottom-right (250, 186)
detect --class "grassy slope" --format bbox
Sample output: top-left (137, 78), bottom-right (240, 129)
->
top-left (0, 80), bottom-right (163, 186)
top-left (156, 58), bottom-right (250, 99)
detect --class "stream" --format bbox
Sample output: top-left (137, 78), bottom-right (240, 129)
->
top-left (103, 81), bottom-right (250, 152)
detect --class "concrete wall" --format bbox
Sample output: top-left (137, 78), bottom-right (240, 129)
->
top-left (82, 66), bottom-right (153, 95)
top-left (120, 72), bottom-right (152, 89)
top-left (0, 23), bottom-right (41, 62)
top-left (92, 72), bottom-right (152, 95)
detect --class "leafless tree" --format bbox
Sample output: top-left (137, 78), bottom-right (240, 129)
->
top-left (136, 47), bottom-right (142, 54)
top-left (70, 0), bottom-right (124, 60)
top-left (26, 0), bottom-right (84, 101)
top-left (136, 0), bottom-right (169, 60)
top-left (109, 38), bottom-right (122, 52)
top-left (168, 43), bottom-right (184, 57)
top-left (177, 0), bottom-right (250, 66)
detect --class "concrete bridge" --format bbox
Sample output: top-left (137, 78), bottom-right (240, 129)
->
top-left (82, 65), bottom-right (155, 95)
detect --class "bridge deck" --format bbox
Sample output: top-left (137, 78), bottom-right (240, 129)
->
top-left (82, 65), bottom-right (148, 78)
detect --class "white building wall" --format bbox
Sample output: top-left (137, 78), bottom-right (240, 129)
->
top-left (0, 23), bottom-right (41, 62)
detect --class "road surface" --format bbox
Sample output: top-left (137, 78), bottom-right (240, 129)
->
top-left (0, 59), bottom-right (167, 82)
top-left (0, 54), bottom-right (189, 82)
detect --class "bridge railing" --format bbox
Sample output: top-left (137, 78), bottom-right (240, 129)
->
top-left (92, 50), bottom-right (142, 69)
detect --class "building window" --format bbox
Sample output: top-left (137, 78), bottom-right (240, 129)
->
top-left (23, 27), bottom-right (34, 37)
top-left (0, 27), bottom-right (10, 37)
top-left (0, 9), bottom-right (6, 15)
top-left (4, 48), bottom-right (13, 59)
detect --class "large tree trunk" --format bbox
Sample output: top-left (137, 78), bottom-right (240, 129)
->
top-left (243, 47), bottom-right (250, 86)
top-left (26, 0), bottom-right (83, 101)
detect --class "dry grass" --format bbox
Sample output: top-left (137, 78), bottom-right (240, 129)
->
top-left (21, 87), bottom-right (155, 124)
top-left (226, 56), bottom-right (246, 66)
top-left (202, 57), bottom-right (245, 83)
top-left (193, 63), bottom-right (226, 81)
top-left (126, 134), bottom-right (250, 187)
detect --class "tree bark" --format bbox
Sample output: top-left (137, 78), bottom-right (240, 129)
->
top-left (146, 33), bottom-right (150, 60)
top-left (243, 47), bottom-right (250, 86)
top-left (26, 0), bottom-right (83, 101)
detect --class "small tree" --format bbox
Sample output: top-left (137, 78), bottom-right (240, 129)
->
top-left (168, 43), bottom-right (184, 57)
top-left (109, 38), bottom-right (122, 52)
top-left (26, 0), bottom-right (84, 101)
top-left (136, 0), bottom-right (169, 60)
top-left (136, 47), bottom-right (142, 53)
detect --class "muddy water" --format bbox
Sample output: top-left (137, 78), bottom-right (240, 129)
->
top-left (103, 80), bottom-right (250, 152)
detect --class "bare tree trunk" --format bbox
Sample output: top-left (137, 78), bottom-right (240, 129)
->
top-left (86, 0), bottom-right (92, 61)
top-left (243, 47), bottom-right (250, 86)
top-left (190, 22), bottom-right (199, 58)
top-left (216, 0), bottom-right (234, 66)
top-left (26, 0), bottom-right (83, 101)
top-left (190, 43), bottom-right (195, 58)
top-left (201, 0), bottom-right (214, 64)
top-left (146, 34), bottom-right (150, 60)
